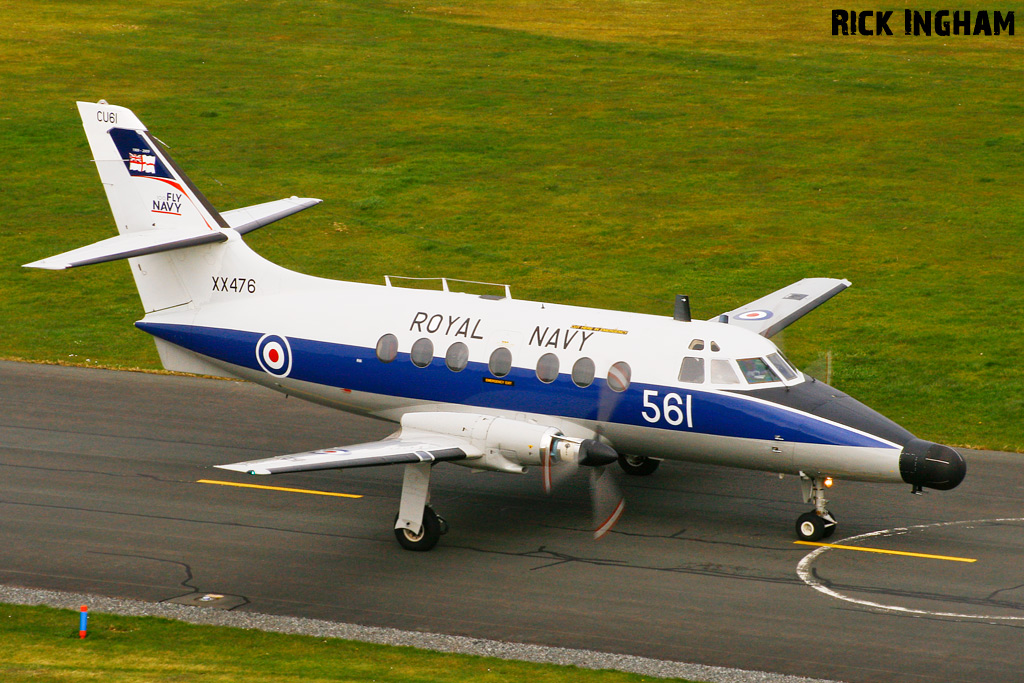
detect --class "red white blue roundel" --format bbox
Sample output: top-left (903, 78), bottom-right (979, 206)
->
top-left (736, 309), bottom-right (773, 321)
top-left (256, 334), bottom-right (292, 377)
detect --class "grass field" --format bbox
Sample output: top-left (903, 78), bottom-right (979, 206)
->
top-left (3, 1), bottom-right (1023, 450)
top-left (0, 603), bottom-right (692, 682)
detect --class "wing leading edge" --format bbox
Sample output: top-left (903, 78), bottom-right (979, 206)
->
top-left (714, 277), bottom-right (851, 338)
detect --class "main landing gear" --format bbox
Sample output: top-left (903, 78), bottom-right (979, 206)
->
top-left (394, 505), bottom-right (449, 551)
top-left (795, 473), bottom-right (837, 542)
top-left (393, 462), bottom-right (449, 551)
top-left (617, 454), bottom-right (661, 476)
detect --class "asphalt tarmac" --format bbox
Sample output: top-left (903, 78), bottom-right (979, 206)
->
top-left (2, 360), bottom-right (1022, 682)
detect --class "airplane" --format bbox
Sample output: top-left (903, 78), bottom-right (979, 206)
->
top-left (24, 101), bottom-right (966, 551)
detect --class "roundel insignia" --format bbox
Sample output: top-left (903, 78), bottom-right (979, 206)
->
top-left (256, 334), bottom-right (293, 377)
top-left (736, 309), bottom-right (773, 321)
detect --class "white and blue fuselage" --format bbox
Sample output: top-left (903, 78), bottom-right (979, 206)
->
top-left (137, 256), bottom-right (921, 483)
top-left (25, 101), bottom-right (965, 548)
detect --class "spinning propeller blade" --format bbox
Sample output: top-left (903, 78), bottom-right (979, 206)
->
top-left (591, 466), bottom-right (625, 539)
top-left (541, 363), bottom-right (628, 538)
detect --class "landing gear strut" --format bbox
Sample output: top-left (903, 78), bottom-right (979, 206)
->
top-left (393, 462), bottom-right (448, 551)
top-left (795, 474), bottom-right (837, 542)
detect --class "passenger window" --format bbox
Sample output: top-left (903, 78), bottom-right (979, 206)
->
top-left (737, 358), bottom-right (780, 384)
top-left (410, 338), bottom-right (433, 368)
top-left (488, 347), bottom-right (512, 378)
top-left (536, 353), bottom-right (559, 383)
top-left (767, 352), bottom-right (798, 381)
top-left (571, 357), bottom-right (595, 388)
top-left (375, 333), bottom-right (398, 363)
top-left (678, 356), bottom-right (705, 384)
top-left (445, 342), bottom-right (469, 372)
top-left (688, 339), bottom-right (705, 351)
top-left (710, 359), bottom-right (740, 384)
top-left (607, 361), bottom-right (631, 392)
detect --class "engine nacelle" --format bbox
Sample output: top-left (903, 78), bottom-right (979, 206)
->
top-left (399, 412), bottom-right (615, 473)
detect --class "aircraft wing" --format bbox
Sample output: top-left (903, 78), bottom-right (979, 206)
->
top-left (214, 433), bottom-right (475, 475)
top-left (713, 277), bottom-right (851, 338)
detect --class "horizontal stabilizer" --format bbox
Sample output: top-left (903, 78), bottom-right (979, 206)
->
top-left (215, 433), bottom-right (473, 475)
top-left (713, 277), bottom-right (851, 338)
top-left (221, 197), bottom-right (323, 235)
top-left (23, 228), bottom-right (230, 270)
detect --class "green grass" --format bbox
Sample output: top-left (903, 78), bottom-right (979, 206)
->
top-left (2, 1), bottom-right (1022, 451)
top-left (0, 603), bottom-right (691, 682)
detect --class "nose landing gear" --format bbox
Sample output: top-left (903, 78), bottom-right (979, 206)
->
top-left (795, 474), bottom-right (837, 542)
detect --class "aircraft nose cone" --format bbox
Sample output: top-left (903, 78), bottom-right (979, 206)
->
top-left (899, 438), bottom-right (966, 491)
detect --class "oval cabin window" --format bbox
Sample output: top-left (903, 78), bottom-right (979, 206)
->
top-left (410, 338), bottom-right (433, 368)
top-left (376, 333), bottom-right (398, 363)
top-left (607, 361), bottom-right (631, 392)
top-left (488, 347), bottom-right (512, 378)
top-left (572, 357), bottom-right (596, 388)
top-left (445, 342), bottom-right (469, 372)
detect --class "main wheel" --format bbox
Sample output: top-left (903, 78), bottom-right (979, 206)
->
top-left (394, 506), bottom-right (442, 551)
top-left (617, 454), bottom-right (660, 476)
top-left (796, 511), bottom-right (826, 542)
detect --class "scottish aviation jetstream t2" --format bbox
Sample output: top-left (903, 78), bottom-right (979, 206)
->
top-left (26, 102), bottom-right (966, 550)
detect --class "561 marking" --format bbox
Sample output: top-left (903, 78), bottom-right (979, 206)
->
top-left (212, 276), bottom-right (256, 294)
top-left (641, 390), bottom-right (693, 428)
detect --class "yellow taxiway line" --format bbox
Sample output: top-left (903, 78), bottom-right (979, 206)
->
top-left (795, 541), bottom-right (976, 563)
top-left (197, 479), bottom-right (362, 499)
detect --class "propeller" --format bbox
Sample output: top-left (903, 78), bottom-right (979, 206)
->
top-left (589, 361), bottom-right (629, 538)
top-left (591, 466), bottom-right (626, 539)
top-left (541, 362), bottom-right (629, 539)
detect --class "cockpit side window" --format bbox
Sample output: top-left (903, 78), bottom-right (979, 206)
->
top-left (710, 359), bottom-right (740, 384)
top-left (737, 357), bottom-right (780, 384)
top-left (766, 352), bottom-right (798, 381)
top-left (678, 356), bottom-right (705, 384)
top-left (688, 339), bottom-right (705, 351)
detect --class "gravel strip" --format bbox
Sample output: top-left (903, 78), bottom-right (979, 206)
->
top-left (0, 584), bottom-right (842, 683)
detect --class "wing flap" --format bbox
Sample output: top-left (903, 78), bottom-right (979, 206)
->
top-left (215, 433), bottom-right (474, 475)
top-left (713, 277), bottom-right (851, 338)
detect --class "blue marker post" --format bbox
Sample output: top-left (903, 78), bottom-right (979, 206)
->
top-left (79, 605), bottom-right (88, 639)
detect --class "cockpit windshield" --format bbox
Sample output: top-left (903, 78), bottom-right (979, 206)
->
top-left (677, 339), bottom-right (803, 388)
top-left (737, 357), bottom-right (780, 384)
top-left (766, 352), bottom-right (798, 381)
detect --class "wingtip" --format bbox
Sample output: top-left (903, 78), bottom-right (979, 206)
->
top-left (214, 463), bottom-right (269, 475)
top-left (23, 259), bottom-right (68, 270)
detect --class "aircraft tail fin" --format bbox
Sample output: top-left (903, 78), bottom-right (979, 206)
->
top-left (75, 101), bottom-right (228, 234)
top-left (24, 101), bottom-right (320, 314)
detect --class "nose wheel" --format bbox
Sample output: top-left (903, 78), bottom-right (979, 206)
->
top-left (795, 474), bottom-right (837, 542)
top-left (796, 510), bottom-right (837, 541)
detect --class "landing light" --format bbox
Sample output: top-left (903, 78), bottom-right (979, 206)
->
top-left (824, 476), bottom-right (834, 488)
